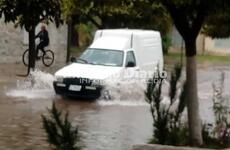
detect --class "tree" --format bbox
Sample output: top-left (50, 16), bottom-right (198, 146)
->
top-left (65, 0), bottom-right (171, 34)
top-left (0, 0), bottom-right (62, 74)
top-left (151, 0), bottom-right (225, 146)
top-left (203, 3), bottom-right (230, 38)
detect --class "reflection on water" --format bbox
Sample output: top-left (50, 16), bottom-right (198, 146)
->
top-left (60, 100), bottom-right (152, 150)
top-left (0, 68), bottom-right (229, 149)
top-left (0, 94), bottom-right (51, 150)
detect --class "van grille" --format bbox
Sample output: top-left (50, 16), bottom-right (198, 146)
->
top-left (63, 78), bottom-right (92, 86)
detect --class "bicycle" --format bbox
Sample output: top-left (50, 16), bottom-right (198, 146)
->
top-left (22, 47), bottom-right (54, 67)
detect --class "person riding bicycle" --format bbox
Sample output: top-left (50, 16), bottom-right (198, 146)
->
top-left (35, 25), bottom-right (50, 59)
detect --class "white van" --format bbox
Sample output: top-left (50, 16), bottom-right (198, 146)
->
top-left (53, 29), bottom-right (163, 98)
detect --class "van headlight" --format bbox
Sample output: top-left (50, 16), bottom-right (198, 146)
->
top-left (91, 79), bottom-right (104, 86)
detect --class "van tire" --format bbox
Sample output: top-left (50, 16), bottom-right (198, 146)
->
top-left (102, 90), bottom-right (111, 100)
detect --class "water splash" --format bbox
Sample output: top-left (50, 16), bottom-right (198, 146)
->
top-left (7, 69), bottom-right (150, 106)
top-left (6, 70), bottom-right (56, 99)
top-left (97, 79), bottom-right (149, 106)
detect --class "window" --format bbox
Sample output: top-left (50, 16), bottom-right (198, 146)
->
top-left (125, 51), bottom-right (136, 67)
top-left (77, 48), bottom-right (124, 67)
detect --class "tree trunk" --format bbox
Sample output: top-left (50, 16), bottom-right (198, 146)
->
top-left (185, 40), bottom-right (203, 146)
top-left (66, 18), bottom-right (72, 63)
top-left (28, 26), bottom-right (36, 74)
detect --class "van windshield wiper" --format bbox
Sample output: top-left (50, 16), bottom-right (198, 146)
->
top-left (76, 59), bottom-right (98, 65)
top-left (76, 58), bottom-right (89, 64)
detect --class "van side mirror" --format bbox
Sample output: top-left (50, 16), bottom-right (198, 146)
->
top-left (126, 61), bottom-right (136, 68)
top-left (70, 57), bottom-right (76, 62)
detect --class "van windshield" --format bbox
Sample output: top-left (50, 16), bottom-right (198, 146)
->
top-left (76, 48), bottom-right (124, 67)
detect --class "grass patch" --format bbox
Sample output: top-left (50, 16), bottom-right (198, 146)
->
top-left (197, 54), bottom-right (230, 62)
top-left (165, 52), bottom-right (230, 65)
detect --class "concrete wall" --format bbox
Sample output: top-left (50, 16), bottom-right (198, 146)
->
top-left (204, 37), bottom-right (230, 55)
top-left (0, 19), bottom-right (67, 64)
top-left (0, 20), bottom-right (23, 63)
top-left (171, 27), bottom-right (230, 55)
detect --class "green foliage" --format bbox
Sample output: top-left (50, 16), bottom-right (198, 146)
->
top-left (42, 103), bottom-right (81, 150)
top-left (203, 12), bottom-right (230, 38)
top-left (212, 72), bottom-right (229, 125)
top-left (0, 0), bottom-right (62, 31)
top-left (146, 64), bottom-right (188, 145)
top-left (162, 35), bottom-right (172, 55)
top-left (202, 124), bottom-right (225, 149)
top-left (201, 72), bottom-right (230, 149)
top-left (62, 0), bottom-right (172, 35)
top-left (211, 73), bottom-right (230, 146)
top-left (76, 23), bottom-right (95, 48)
top-left (156, 0), bottom-right (225, 56)
top-left (202, 1), bottom-right (230, 38)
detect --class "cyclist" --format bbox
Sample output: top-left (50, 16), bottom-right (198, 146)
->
top-left (35, 25), bottom-right (50, 59)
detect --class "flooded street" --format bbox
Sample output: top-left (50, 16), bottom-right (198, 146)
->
top-left (0, 64), bottom-right (230, 150)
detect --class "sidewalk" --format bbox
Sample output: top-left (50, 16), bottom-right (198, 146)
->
top-left (0, 62), bottom-right (66, 82)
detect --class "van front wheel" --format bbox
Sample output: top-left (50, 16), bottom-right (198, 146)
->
top-left (101, 90), bottom-right (111, 100)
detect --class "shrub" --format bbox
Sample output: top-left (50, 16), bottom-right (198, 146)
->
top-left (203, 72), bottom-right (230, 148)
top-left (145, 64), bottom-right (188, 146)
top-left (146, 67), bottom-right (230, 148)
top-left (42, 103), bottom-right (81, 150)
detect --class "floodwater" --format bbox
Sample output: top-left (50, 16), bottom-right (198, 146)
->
top-left (0, 64), bottom-right (230, 150)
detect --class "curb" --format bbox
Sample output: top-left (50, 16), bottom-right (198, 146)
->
top-left (133, 144), bottom-right (230, 150)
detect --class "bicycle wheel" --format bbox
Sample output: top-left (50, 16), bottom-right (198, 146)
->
top-left (22, 49), bottom-right (29, 66)
top-left (42, 50), bottom-right (54, 67)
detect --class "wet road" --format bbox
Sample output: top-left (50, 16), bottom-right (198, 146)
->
top-left (0, 64), bottom-right (230, 150)
top-left (0, 76), bottom-right (152, 150)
